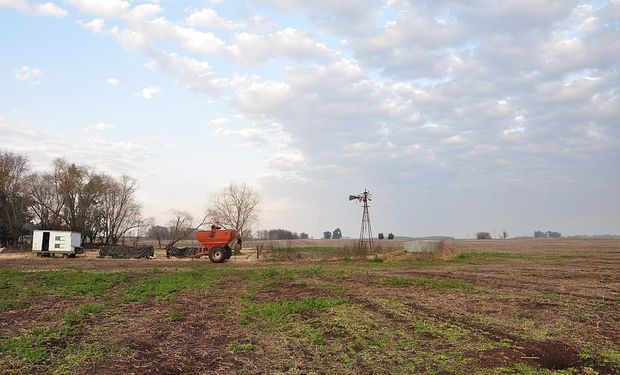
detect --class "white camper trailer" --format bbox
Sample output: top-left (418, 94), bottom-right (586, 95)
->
top-left (32, 230), bottom-right (82, 257)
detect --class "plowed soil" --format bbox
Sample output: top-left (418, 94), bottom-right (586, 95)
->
top-left (1, 239), bottom-right (619, 374)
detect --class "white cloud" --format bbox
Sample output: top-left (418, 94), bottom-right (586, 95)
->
top-left (145, 52), bottom-right (226, 95)
top-left (85, 122), bottom-right (117, 131)
top-left (234, 80), bottom-right (290, 113)
top-left (135, 86), bottom-right (161, 99)
top-left (13, 65), bottom-right (43, 84)
top-left (64, 0), bottom-right (129, 17)
top-left (0, 0), bottom-right (29, 12)
top-left (105, 78), bottom-right (119, 86)
top-left (186, 8), bottom-right (238, 29)
top-left (128, 3), bottom-right (162, 21)
top-left (212, 127), bottom-right (267, 143)
top-left (0, 116), bottom-right (154, 172)
top-left (0, 0), bottom-right (68, 17)
top-left (34, 2), bottom-right (68, 17)
top-left (228, 28), bottom-right (335, 63)
top-left (78, 18), bottom-right (105, 33)
top-left (207, 117), bottom-right (230, 126)
top-left (266, 152), bottom-right (305, 168)
top-left (254, 0), bottom-right (383, 35)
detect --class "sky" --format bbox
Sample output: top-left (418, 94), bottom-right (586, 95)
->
top-left (1, 0), bottom-right (619, 239)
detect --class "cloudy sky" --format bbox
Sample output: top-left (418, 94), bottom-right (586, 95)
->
top-left (1, 0), bottom-right (619, 238)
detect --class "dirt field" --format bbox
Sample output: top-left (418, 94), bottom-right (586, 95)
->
top-left (1, 239), bottom-right (619, 374)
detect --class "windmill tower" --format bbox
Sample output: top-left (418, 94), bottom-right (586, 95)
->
top-left (349, 190), bottom-right (374, 253)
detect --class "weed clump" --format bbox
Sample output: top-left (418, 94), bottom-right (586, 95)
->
top-left (238, 297), bottom-right (346, 326)
top-left (381, 276), bottom-right (472, 290)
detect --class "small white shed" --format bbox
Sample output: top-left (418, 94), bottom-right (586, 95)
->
top-left (32, 230), bottom-right (82, 257)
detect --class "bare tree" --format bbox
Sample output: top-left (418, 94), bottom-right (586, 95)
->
top-left (26, 160), bottom-right (109, 242)
top-left (165, 210), bottom-right (207, 249)
top-left (56, 159), bottom-right (91, 233)
top-left (100, 175), bottom-right (143, 245)
top-left (147, 225), bottom-right (171, 249)
top-left (130, 216), bottom-right (154, 247)
top-left (501, 230), bottom-right (508, 239)
top-left (25, 170), bottom-right (65, 230)
top-left (207, 183), bottom-right (260, 241)
top-left (0, 151), bottom-right (31, 246)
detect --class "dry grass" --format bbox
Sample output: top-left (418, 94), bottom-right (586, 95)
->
top-left (384, 239), bottom-right (460, 261)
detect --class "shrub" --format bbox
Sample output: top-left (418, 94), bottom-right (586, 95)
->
top-left (477, 232), bottom-right (491, 239)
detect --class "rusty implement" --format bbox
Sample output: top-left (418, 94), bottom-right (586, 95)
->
top-left (194, 229), bottom-right (237, 263)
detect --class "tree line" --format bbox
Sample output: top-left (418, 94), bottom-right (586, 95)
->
top-left (1, 150), bottom-right (261, 249)
top-left (534, 230), bottom-right (561, 238)
top-left (1, 151), bottom-right (143, 246)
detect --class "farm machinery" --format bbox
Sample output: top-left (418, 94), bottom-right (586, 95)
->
top-left (195, 229), bottom-right (238, 263)
top-left (166, 228), bottom-right (239, 263)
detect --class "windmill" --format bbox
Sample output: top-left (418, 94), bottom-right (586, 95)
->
top-left (349, 189), bottom-right (373, 253)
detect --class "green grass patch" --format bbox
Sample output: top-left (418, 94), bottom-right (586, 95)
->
top-left (123, 267), bottom-right (225, 302)
top-left (0, 299), bottom-right (27, 311)
top-left (79, 304), bottom-right (104, 315)
top-left (63, 311), bottom-right (83, 326)
top-left (453, 252), bottom-right (524, 263)
top-left (57, 344), bottom-right (104, 373)
top-left (0, 326), bottom-right (64, 366)
top-left (63, 303), bottom-right (105, 327)
top-left (32, 271), bottom-right (127, 298)
top-left (0, 270), bottom-right (125, 316)
top-left (541, 290), bottom-right (560, 297)
top-left (226, 341), bottom-right (254, 352)
top-left (117, 346), bottom-right (133, 357)
top-left (0, 269), bottom-right (29, 312)
top-left (2, 301), bottom-right (106, 372)
top-left (168, 307), bottom-right (182, 321)
top-left (600, 348), bottom-right (620, 368)
top-left (381, 276), bottom-right (472, 290)
top-left (238, 297), bottom-right (346, 326)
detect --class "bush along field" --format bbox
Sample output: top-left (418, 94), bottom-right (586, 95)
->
top-left (0, 242), bottom-right (619, 374)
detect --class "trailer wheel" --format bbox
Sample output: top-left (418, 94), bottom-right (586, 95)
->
top-left (208, 247), bottom-right (226, 263)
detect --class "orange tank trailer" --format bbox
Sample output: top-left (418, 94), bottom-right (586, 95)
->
top-left (194, 229), bottom-right (238, 263)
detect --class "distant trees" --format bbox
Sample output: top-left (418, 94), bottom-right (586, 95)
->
top-left (378, 232), bottom-right (394, 240)
top-left (255, 229), bottom-right (299, 240)
top-left (332, 228), bottom-right (342, 239)
top-left (300, 232), bottom-right (309, 239)
top-left (165, 210), bottom-right (207, 249)
top-left (501, 230), bottom-right (509, 239)
top-left (0, 151), bottom-right (31, 246)
top-left (323, 231), bottom-right (332, 239)
top-left (477, 232), bottom-right (492, 239)
top-left (534, 230), bottom-right (561, 238)
top-left (207, 183), bottom-right (259, 239)
top-left (146, 225), bottom-right (170, 248)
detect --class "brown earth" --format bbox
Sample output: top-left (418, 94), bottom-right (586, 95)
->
top-left (0, 239), bottom-right (619, 374)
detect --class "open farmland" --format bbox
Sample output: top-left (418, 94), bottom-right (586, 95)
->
top-left (0, 239), bottom-right (619, 374)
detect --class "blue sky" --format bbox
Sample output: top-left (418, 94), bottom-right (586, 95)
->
top-left (1, 0), bottom-right (619, 238)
